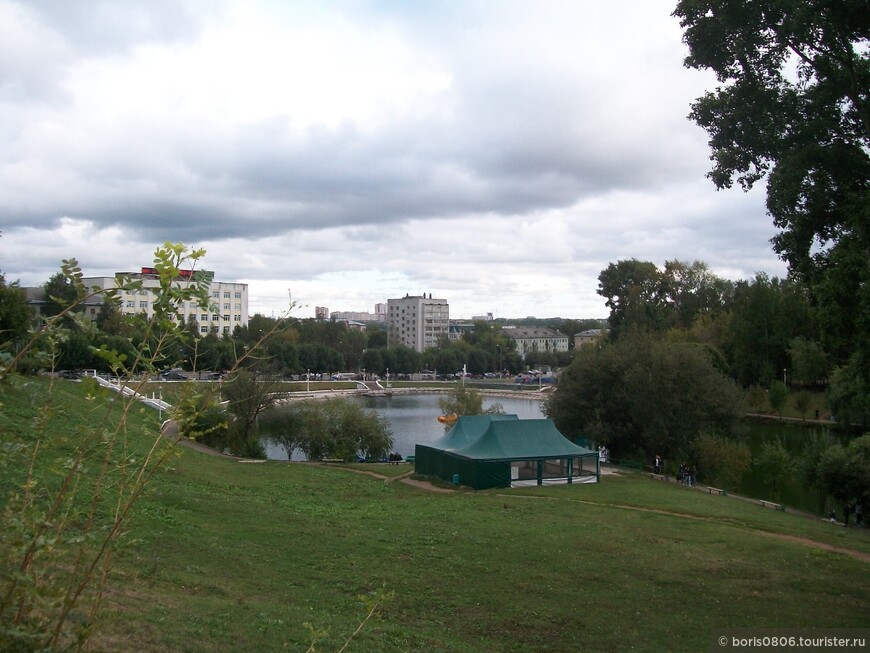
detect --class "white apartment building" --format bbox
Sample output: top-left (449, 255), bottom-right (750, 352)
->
top-left (387, 293), bottom-right (449, 352)
top-left (504, 327), bottom-right (569, 359)
top-left (82, 267), bottom-right (249, 336)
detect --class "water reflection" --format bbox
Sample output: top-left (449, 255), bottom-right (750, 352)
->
top-left (262, 392), bottom-right (545, 461)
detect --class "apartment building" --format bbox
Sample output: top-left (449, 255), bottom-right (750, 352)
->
top-left (503, 326), bottom-right (569, 359)
top-left (387, 293), bottom-right (449, 352)
top-left (82, 267), bottom-right (249, 335)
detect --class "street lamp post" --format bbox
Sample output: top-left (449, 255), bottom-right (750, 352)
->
top-left (307, 368), bottom-right (310, 392)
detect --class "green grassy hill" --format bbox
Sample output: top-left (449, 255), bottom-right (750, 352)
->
top-left (2, 379), bottom-right (868, 652)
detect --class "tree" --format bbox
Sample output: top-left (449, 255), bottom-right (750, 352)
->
top-left (598, 259), bottom-right (667, 338)
top-left (793, 391), bottom-right (812, 421)
top-left (661, 260), bottom-right (734, 330)
top-left (360, 347), bottom-right (384, 376)
top-left (817, 434), bottom-right (870, 506)
top-left (727, 274), bottom-right (815, 386)
top-left (438, 384), bottom-right (503, 426)
top-left (42, 271), bottom-right (81, 318)
top-left (747, 385), bottom-right (768, 413)
top-left (755, 439), bottom-right (795, 501)
top-left (788, 337), bottom-right (830, 387)
top-left (427, 347), bottom-right (459, 377)
top-left (675, 0), bottom-right (870, 388)
top-left (221, 367), bottom-right (282, 456)
top-left (827, 357), bottom-right (870, 429)
top-left (0, 273), bottom-right (31, 345)
top-left (281, 398), bottom-right (393, 462)
top-left (797, 429), bottom-right (839, 514)
top-left (176, 389), bottom-right (229, 450)
top-left (768, 380), bottom-right (790, 418)
top-left (693, 432), bottom-right (751, 491)
top-left (544, 331), bottom-right (744, 462)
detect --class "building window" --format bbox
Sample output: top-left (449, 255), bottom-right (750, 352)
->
top-left (222, 315), bottom-right (229, 322)
top-left (139, 301), bottom-right (148, 308)
top-left (223, 303), bottom-right (230, 310)
top-left (212, 315), bottom-right (219, 321)
top-left (201, 326), bottom-right (208, 333)
top-left (234, 292), bottom-right (241, 298)
top-left (201, 314), bottom-right (208, 322)
top-left (126, 301), bottom-right (134, 308)
top-left (222, 326), bottom-right (230, 334)
top-left (234, 315), bottom-right (241, 321)
top-left (223, 292), bottom-right (230, 298)
top-left (234, 303), bottom-right (241, 310)
top-left (212, 291), bottom-right (219, 298)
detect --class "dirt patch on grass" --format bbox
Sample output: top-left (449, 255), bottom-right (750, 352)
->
top-left (398, 477), bottom-right (455, 493)
top-left (565, 498), bottom-right (870, 564)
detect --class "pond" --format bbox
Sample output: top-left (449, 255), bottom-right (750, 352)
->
top-left (260, 393), bottom-right (842, 517)
top-left (261, 392), bottom-right (545, 461)
top-left (739, 419), bottom-right (844, 516)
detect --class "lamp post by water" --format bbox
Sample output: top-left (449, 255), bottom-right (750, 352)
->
top-left (386, 368), bottom-right (390, 388)
top-left (307, 368), bottom-right (310, 392)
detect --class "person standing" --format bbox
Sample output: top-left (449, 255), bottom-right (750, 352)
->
top-left (654, 455), bottom-right (662, 475)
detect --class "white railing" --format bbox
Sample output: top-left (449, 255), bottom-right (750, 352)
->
top-left (86, 373), bottom-right (171, 411)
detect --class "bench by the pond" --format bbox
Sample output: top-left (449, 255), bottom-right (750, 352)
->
top-left (707, 486), bottom-right (727, 495)
top-left (650, 473), bottom-right (670, 482)
top-left (760, 499), bottom-right (785, 512)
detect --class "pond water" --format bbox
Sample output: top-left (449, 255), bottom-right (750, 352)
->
top-left (260, 392), bottom-right (841, 516)
top-left (261, 392), bottom-right (545, 461)
top-left (739, 420), bottom-right (843, 515)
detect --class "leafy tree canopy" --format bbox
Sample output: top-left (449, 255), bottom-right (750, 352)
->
top-left (675, 0), bottom-right (870, 378)
top-left (544, 331), bottom-right (744, 461)
top-left (598, 259), bottom-right (734, 338)
top-left (0, 273), bottom-right (30, 344)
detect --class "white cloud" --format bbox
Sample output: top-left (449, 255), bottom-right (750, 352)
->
top-left (0, 0), bottom-right (789, 319)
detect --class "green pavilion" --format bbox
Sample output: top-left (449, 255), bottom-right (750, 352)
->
top-left (414, 414), bottom-right (599, 490)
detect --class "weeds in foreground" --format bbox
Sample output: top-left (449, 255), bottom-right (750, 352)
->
top-left (0, 243), bottom-right (390, 652)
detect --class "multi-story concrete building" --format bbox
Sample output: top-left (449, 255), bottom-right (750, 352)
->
top-left (503, 326), bottom-right (569, 359)
top-left (81, 267), bottom-right (249, 335)
top-left (329, 304), bottom-right (387, 323)
top-left (387, 293), bottom-right (449, 352)
top-left (574, 328), bottom-right (604, 348)
top-left (448, 322), bottom-right (475, 342)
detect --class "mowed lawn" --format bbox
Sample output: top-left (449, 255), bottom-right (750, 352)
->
top-left (98, 453), bottom-right (869, 652)
top-left (3, 379), bottom-right (868, 652)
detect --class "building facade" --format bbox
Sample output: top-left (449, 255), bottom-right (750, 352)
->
top-left (574, 328), bottom-right (604, 348)
top-left (81, 268), bottom-right (249, 335)
top-left (503, 327), bottom-right (569, 359)
top-left (387, 294), bottom-right (449, 352)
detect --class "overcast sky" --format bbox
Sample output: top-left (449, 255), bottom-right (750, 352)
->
top-left (0, 0), bottom-right (786, 320)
